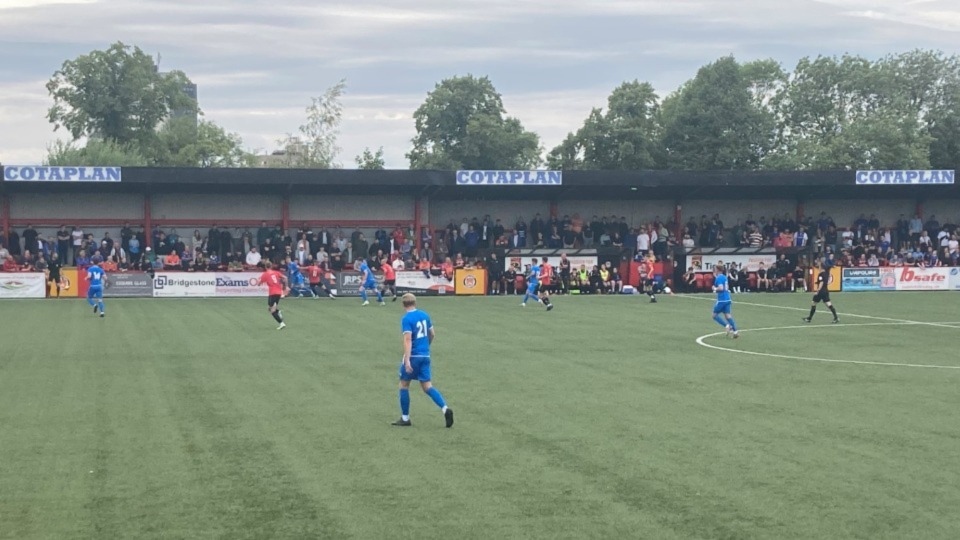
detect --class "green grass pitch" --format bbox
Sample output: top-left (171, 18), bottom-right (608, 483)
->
top-left (2, 292), bottom-right (959, 539)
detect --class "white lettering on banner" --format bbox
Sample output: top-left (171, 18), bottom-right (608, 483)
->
top-left (855, 169), bottom-right (954, 185)
top-left (895, 267), bottom-right (951, 291)
top-left (214, 272), bottom-right (263, 297)
top-left (395, 271), bottom-right (454, 294)
top-left (504, 255), bottom-right (597, 275)
top-left (0, 273), bottom-right (47, 298)
top-left (3, 165), bottom-right (122, 182)
top-left (455, 170), bottom-right (562, 186)
top-left (693, 254), bottom-right (777, 273)
top-left (950, 268), bottom-right (960, 291)
top-left (152, 273), bottom-right (217, 297)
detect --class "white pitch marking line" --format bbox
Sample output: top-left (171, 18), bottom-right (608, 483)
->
top-left (695, 322), bottom-right (960, 370)
top-left (676, 294), bottom-right (960, 329)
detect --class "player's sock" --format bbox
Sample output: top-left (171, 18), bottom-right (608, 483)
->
top-left (521, 292), bottom-right (530, 304)
top-left (542, 296), bottom-right (552, 307)
top-left (399, 388), bottom-right (410, 419)
top-left (425, 387), bottom-right (446, 409)
top-left (272, 311), bottom-right (283, 323)
top-left (360, 290), bottom-right (368, 302)
top-left (829, 305), bottom-right (838, 318)
top-left (713, 314), bottom-right (728, 328)
top-left (727, 317), bottom-right (738, 332)
top-left (808, 306), bottom-right (817, 319)
top-left (97, 300), bottom-right (105, 314)
top-left (376, 290), bottom-right (384, 303)
top-left (87, 296), bottom-right (96, 307)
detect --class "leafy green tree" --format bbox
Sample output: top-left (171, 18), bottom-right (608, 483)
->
top-left (46, 41), bottom-right (195, 147)
top-left (355, 147), bottom-right (386, 170)
top-left (408, 75), bottom-right (540, 169)
top-left (45, 139), bottom-right (148, 166)
top-left (276, 80), bottom-right (345, 168)
top-left (154, 118), bottom-right (255, 167)
top-left (660, 57), bottom-right (771, 169)
top-left (547, 81), bottom-right (660, 170)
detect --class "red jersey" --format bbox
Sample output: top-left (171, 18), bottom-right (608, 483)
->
top-left (383, 263), bottom-right (396, 281)
top-left (259, 270), bottom-right (284, 295)
top-left (305, 266), bottom-right (321, 284)
top-left (541, 263), bottom-right (553, 285)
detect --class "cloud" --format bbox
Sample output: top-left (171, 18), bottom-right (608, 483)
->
top-left (1, 0), bottom-right (959, 167)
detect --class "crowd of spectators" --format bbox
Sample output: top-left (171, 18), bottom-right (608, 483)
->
top-left (2, 210), bottom-right (957, 277)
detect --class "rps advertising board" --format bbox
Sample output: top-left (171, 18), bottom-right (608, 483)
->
top-left (0, 272), bottom-right (46, 298)
top-left (152, 273), bottom-right (217, 297)
top-left (336, 271), bottom-right (382, 297)
top-left (103, 273), bottom-right (153, 297)
top-left (894, 267), bottom-right (951, 291)
top-left (840, 268), bottom-right (896, 292)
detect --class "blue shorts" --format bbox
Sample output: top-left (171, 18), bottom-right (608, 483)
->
top-left (88, 286), bottom-right (103, 299)
top-left (527, 283), bottom-right (539, 295)
top-left (364, 280), bottom-right (377, 290)
top-left (713, 301), bottom-right (731, 315)
top-left (399, 356), bottom-right (431, 382)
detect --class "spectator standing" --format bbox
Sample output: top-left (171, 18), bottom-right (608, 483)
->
top-left (190, 230), bottom-right (204, 257)
top-left (207, 225), bottom-right (220, 258)
top-left (22, 225), bottom-right (38, 256)
top-left (637, 228), bottom-right (651, 256)
top-left (128, 235), bottom-right (141, 265)
top-left (7, 228), bottom-right (21, 256)
top-left (55, 226), bottom-right (71, 262)
top-left (70, 226), bottom-right (84, 264)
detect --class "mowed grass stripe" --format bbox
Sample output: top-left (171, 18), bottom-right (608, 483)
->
top-left (2, 293), bottom-right (960, 539)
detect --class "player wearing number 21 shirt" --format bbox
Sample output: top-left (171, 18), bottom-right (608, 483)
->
top-left (259, 263), bottom-right (289, 330)
top-left (392, 293), bottom-right (454, 428)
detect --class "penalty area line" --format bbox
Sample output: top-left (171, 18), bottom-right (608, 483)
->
top-left (695, 322), bottom-right (960, 370)
top-left (675, 294), bottom-right (960, 330)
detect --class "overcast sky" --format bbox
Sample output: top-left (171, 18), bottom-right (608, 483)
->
top-left (1, 0), bottom-right (959, 168)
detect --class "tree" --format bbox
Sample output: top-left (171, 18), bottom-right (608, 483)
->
top-left (276, 80), bottom-right (345, 168)
top-left (547, 81), bottom-right (660, 170)
top-left (46, 42), bottom-right (196, 147)
top-left (154, 118), bottom-right (255, 167)
top-left (45, 139), bottom-right (148, 166)
top-left (355, 147), bottom-right (386, 170)
top-left (408, 75), bottom-right (541, 169)
top-left (660, 57), bottom-right (772, 170)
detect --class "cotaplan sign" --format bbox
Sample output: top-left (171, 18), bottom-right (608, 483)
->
top-left (3, 166), bottom-right (122, 182)
top-left (456, 170), bottom-right (562, 186)
top-left (855, 170), bottom-right (954, 185)
top-left (152, 273), bottom-right (217, 297)
top-left (0, 273), bottom-right (46, 298)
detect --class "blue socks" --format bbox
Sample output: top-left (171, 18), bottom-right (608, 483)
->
top-left (727, 317), bottom-right (738, 331)
top-left (98, 300), bottom-right (105, 314)
top-left (360, 290), bottom-right (368, 302)
top-left (426, 387), bottom-right (446, 409)
top-left (713, 314), bottom-right (728, 328)
top-left (399, 388), bottom-right (410, 417)
top-left (376, 290), bottom-right (383, 302)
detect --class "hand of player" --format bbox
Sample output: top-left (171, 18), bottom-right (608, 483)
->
top-left (403, 362), bottom-right (413, 374)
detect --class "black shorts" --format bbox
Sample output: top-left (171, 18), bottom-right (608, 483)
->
top-left (384, 280), bottom-right (396, 286)
top-left (813, 291), bottom-right (831, 303)
top-left (268, 294), bottom-right (282, 308)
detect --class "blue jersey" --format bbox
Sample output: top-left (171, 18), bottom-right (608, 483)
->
top-left (529, 265), bottom-right (541, 285)
top-left (714, 274), bottom-right (731, 302)
top-left (361, 262), bottom-right (374, 282)
top-left (287, 261), bottom-right (299, 275)
top-left (88, 265), bottom-right (105, 288)
top-left (401, 309), bottom-right (433, 357)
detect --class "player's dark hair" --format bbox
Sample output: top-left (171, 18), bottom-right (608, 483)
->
top-left (542, 257), bottom-right (548, 263)
top-left (715, 264), bottom-right (726, 274)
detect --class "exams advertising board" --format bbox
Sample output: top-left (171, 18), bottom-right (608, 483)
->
top-left (3, 166), bottom-right (122, 182)
top-left (855, 170), bottom-right (954, 185)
